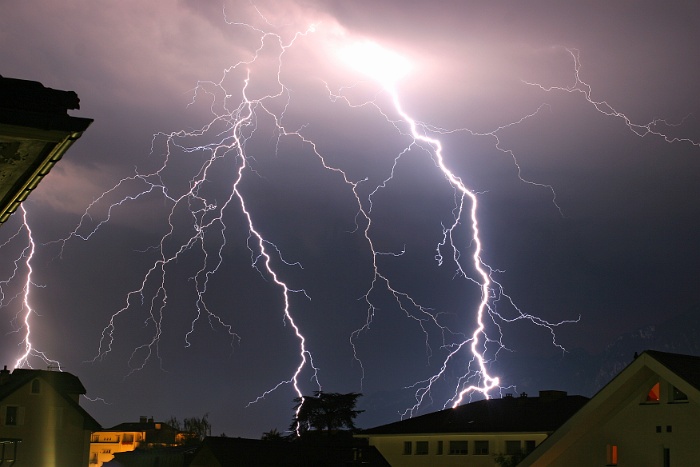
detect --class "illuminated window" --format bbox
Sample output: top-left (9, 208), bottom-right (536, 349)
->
top-left (474, 440), bottom-right (489, 455)
top-left (403, 441), bottom-right (412, 455)
top-left (449, 440), bottom-right (468, 455)
top-left (606, 444), bottom-right (618, 466)
top-left (31, 379), bottom-right (40, 394)
top-left (415, 441), bottom-right (428, 455)
top-left (646, 382), bottom-right (660, 402)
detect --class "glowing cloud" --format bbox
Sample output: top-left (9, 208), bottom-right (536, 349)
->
top-left (339, 40), bottom-right (413, 87)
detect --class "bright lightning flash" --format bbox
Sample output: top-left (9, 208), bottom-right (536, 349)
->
top-left (0, 206), bottom-right (61, 371)
top-left (46, 13), bottom-right (695, 431)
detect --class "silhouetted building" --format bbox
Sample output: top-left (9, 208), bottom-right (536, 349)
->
top-left (0, 366), bottom-right (101, 466)
top-left (520, 350), bottom-right (700, 467)
top-left (355, 390), bottom-right (588, 466)
top-left (188, 435), bottom-right (390, 467)
top-left (0, 75), bottom-right (92, 224)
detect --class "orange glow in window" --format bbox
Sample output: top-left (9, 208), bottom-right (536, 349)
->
top-left (646, 382), bottom-right (660, 402)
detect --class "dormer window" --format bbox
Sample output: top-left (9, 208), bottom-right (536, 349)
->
top-left (672, 386), bottom-right (688, 402)
top-left (31, 379), bottom-right (40, 394)
top-left (646, 382), bottom-right (660, 403)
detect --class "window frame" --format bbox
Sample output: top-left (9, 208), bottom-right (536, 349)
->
top-left (415, 440), bottom-right (429, 455)
top-left (448, 440), bottom-right (468, 455)
top-left (474, 440), bottom-right (490, 455)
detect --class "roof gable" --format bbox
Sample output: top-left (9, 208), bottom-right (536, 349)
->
top-left (0, 368), bottom-right (100, 431)
top-left (519, 350), bottom-right (700, 466)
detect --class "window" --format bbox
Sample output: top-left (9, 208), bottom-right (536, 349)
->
top-left (672, 386), bottom-right (688, 402)
top-left (666, 425), bottom-right (672, 433)
top-left (31, 379), bottom-right (40, 394)
top-left (646, 382), bottom-right (660, 402)
top-left (663, 447), bottom-right (670, 467)
top-left (525, 440), bottom-right (536, 454)
top-left (403, 441), bottom-right (412, 455)
top-left (656, 425), bottom-right (662, 433)
top-left (606, 444), bottom-right (618, 466)
top-left (415, 441), bottom-right (429, 455)
top-left (5, 406), bottom-right (17, 426)
top-left (505, 440), bottom-right (522, 455)
top-left (437, 440), bottom-right (443, 455)
top-left (474, 440), bottom-right (489, 455)
top-left (449, 440), bottom-right (468, 455)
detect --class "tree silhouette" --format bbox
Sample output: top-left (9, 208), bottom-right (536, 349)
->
top-left (291, 391), bottom-right (363, 434)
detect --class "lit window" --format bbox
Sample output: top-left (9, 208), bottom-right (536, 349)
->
top-left (474, 440), bottom-right (489, 455)
top-left (449, 440), bottom-right (468, 455)
top-left (31, 379), bottom-right (40, 394)
top-left (606, 444), bottom-right (618, 465)
top-left (506, 440), bottom-right (522, 455)
top-left (415, 441), bottom-right (428, 455)
top-left (403, 441), bottom-right (412, 455)
top-left (646, 382), bottom-right (660, 402)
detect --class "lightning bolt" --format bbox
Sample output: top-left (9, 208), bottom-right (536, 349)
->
top-left (42, 10), bottom-right (698, 430)
top-left (525, 48), bottom-right (700, 148)
top-left (0, 206), bottom-right (61, 371)
top-left (331, 41), bottom-right (580, 416)
top-left (47, 12), bottom-right (583, 427)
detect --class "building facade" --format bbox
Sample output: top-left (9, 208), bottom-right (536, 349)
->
top-left (90, 417), bottom-right (182, 466)
top-left (520, 351), bottom-right (700, 467)
top-left (356, 390), bottom-right (588, 467)
top-left (0, 366), bottom-right (100, 466)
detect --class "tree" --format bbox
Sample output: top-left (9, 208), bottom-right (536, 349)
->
top-left (166, 413), bottom-right (211, 444)
top-left (184, 413), bottom-right (212, 441)
top-left (261, 428), bottom-right (286, 441)
top-left (291, 391), bottom-right (363, 435)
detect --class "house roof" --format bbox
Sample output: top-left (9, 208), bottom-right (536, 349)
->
top-left (0, 368), bottom-right (101, 431)
top-left (644, 350), bottom-right (700, 392)
top-left (0, 75), bottom-right (92, 224)
top-left (360, 391), bottom-right (589, 436)
top-left (518, 350), bottom-right (700, 466)
top-left (105, 421), bottom-right (177, 432)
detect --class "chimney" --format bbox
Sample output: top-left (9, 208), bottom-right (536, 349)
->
top-left (0, 366), bottom-right (10, 385)
top-left (140, 416), bottom-right (147, 424)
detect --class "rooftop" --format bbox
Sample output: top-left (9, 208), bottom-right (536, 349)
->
top-left (360, 391), bottom-right (589, 435)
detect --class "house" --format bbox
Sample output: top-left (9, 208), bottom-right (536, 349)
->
top-left (0, 75), bottom-right (92, 224)
top-left (355, 390), bottom-right (589, 467)
top-left (519, 350), bottom-right (700, 467)
top-left (0, 365), bottom-right (101, 466)
top-left (90, 417), bottom-right (184, 466)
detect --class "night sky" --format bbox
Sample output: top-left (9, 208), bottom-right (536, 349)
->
top-left (1, 1), bottom-right (699, 437)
